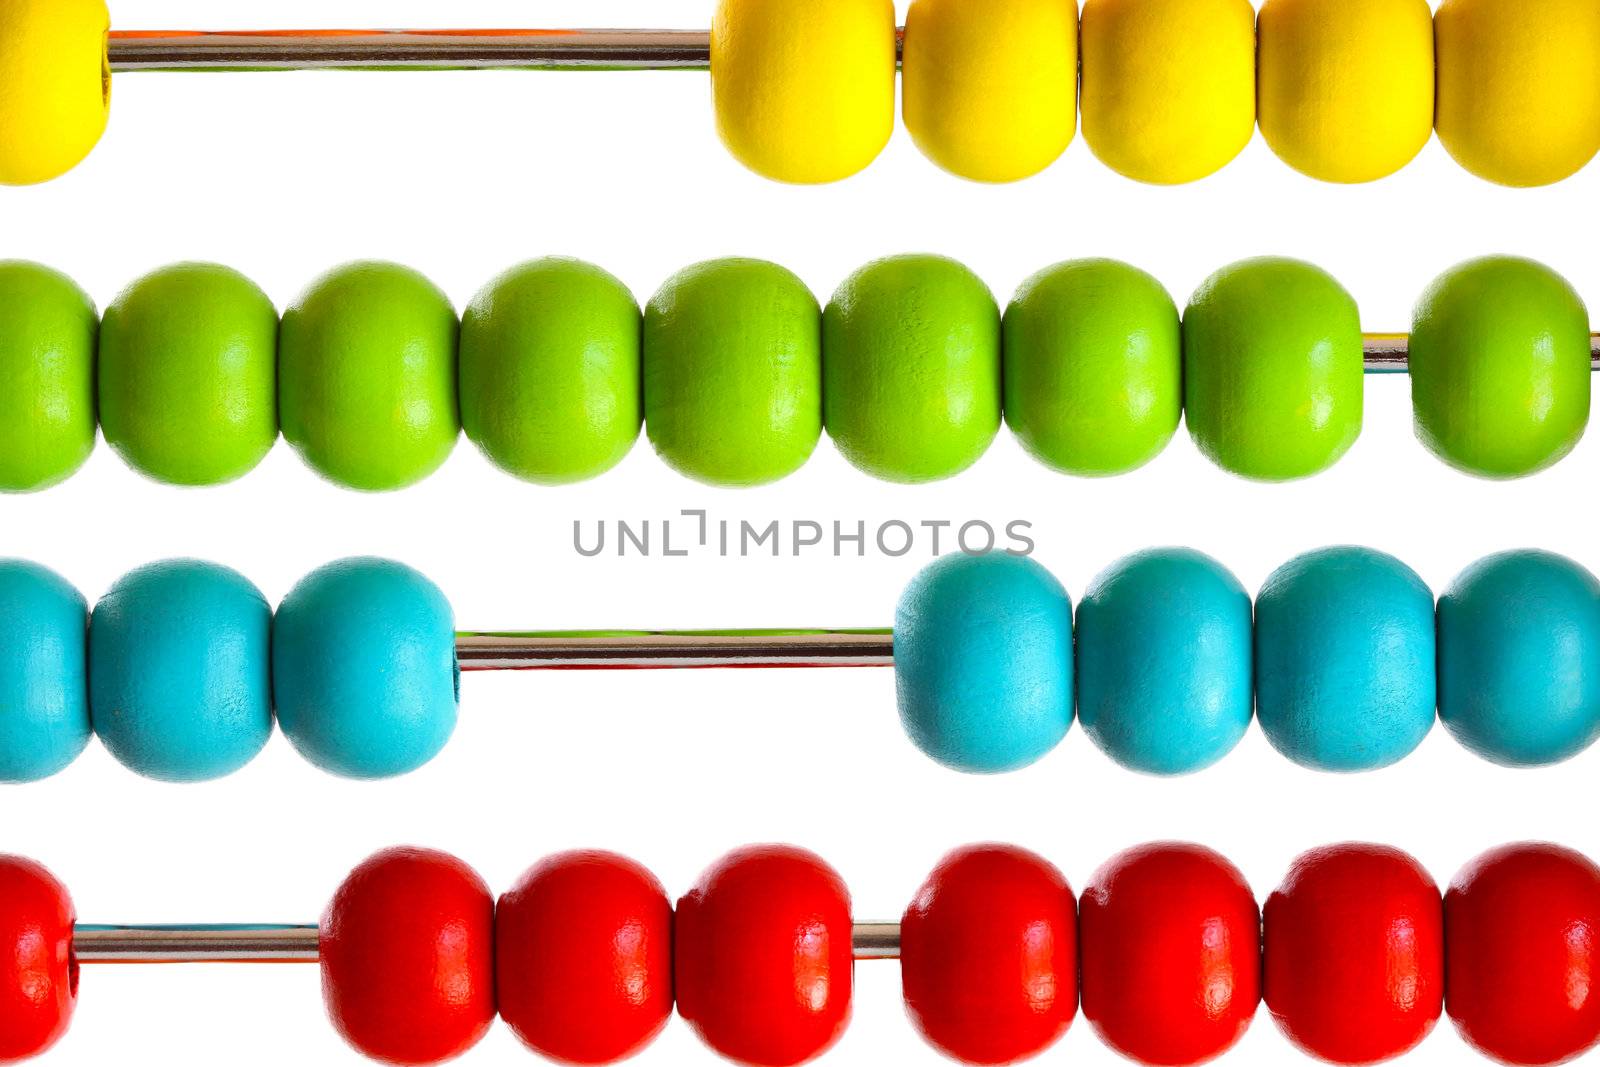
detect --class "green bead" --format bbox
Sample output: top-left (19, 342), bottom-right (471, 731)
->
top-left (1003, 258), bottom-right (1181, 476)
top-left (1183, 257), bottom-right (1363, 481)
top-left (824, 254), bottom-right (1000, 482)
top-left (643, 258), bottom-right (821, 486)
top-left (98, 263), bottom-right (279, 486)
top-left (0, 261), bottom-right (96, 492)
top-left (461, 258), bottom-right (640, 485)
top-left (1410, 256), bottom-right (1591, 479)
top-left (280, 262), bottom-right (460, 491)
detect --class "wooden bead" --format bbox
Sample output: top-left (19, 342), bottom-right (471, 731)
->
top-left (0, 0), bottom-right (108, 185)
top-left (901, 0), bottom-right (1077, 182)
top-left (1002, 259), bottom-right (1181, 476)
top-left (1080, 0), bottom-right (1255, 184)
top-left (1409, 256), bottom-right (1591, 479)
top-left (88, 559), bottom-right (272, 783)
top-left (1257, 0), bottom-right (1434, 183)
top-left (1183, 257), bottom-right (1364, 481)
top-left (321, 847), bottom-right (495, 1065)
top-left (280, 262), bottom-right (460, 491)
top-left (894, 553), bottom-right (1073, 774)
top-left (1435, 0), bottom-right (1600, 187)
top-left (0, 856), bottom-right (74, 1061)
top-left (1264, 844), bottom-right (1443, 1064)
top-left (273, 558), bottom-right (458, 780)
top-left (1437, 550), bottom-right (1600, 767)
top-left (0, 561), bottom-right (88, 783)
top-left (676, 845), bottom-right (853, 1067)
top-left (0, 261), bottom-right (96, 492)
top-left (1076, 548), bottom-right (1253, 775)
top-left (644, 259), bottom-right (821, 487)
top-left (1446, 843), bottom-right (1600, 1064)
top-left (1081, 842), bottom-right (1260, 1065)
top-left (824, 255), bottom-right (1000, 483)
top-left (497, 851), bottom-right (673, 1065)
top-left (1254, 546), bottom-right (1436, 772)
top-left (98, 263), bottom-right (279, 486)
top-left (710, 0), bottom-right (895, 183)
top-left (460, 258), bottom-right (640, 486)
top-left (901, 844), bottom-right (1077, 1065)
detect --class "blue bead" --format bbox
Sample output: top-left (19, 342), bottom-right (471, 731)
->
top-left (894, 552), bottom-right (1072, 773)
top-left (1438, 550), bottom-right (1600, 767)
top-left (1255, 546), bottom-right (1436, 772)
top-left (89, 560), bottom-right (273, 782)
top-left (0, 561), bottom-right (89, 782)
top-left (1076, 547), bottom-right (1252, 775)
top-left (274, 558), bottom-right (458, 779)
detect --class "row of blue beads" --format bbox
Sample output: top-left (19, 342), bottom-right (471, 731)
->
top-left (0, 557), bottom-right (457, 784)
top-left (895, 547), bottom-right (1600, 775)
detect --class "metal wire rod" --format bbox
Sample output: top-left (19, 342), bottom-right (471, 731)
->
top-left (455, 630), bottom-right (895, 671)
top-left (106, 29), bottom-right (716, 72)
top-left (73, 922), bottom-right (902, 962)
top-left (1362, 334), bottom-right (1600, 374)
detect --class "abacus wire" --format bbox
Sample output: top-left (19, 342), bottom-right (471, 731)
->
top-left (454, 630), bottom-right (895, 670)
top-left (71, 922), bottom-right (904, 962)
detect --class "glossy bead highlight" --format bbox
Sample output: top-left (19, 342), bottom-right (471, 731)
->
top-left (1446, 843), bottom-right (1600, 1064)
top-left (676, 845), bottom-right (853, 1066)
top-left (497, 851), bottom-right (673, 1065)
top-left (321, 847), bottom-right (495, 1065)
top-left (0, 856), bottom-right (75, 1062)
top-left (1264, 843), bottom-right (1443, 1063)
top-left (1081, 842), bottom-right (1260, 1064)
top-left (901, 844), bottom-right (1077, 1064)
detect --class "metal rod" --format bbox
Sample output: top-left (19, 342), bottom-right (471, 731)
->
top-left (456, 630), bottom-right (895, 671)
top-left (73, 922), bottom-right (901, 963)
top-left (107, 30), bottom-right (715, 72)
top-left (1362, 334), bottom-right (1600, 373)
top-left (74, 924), bottom-right (321, 962)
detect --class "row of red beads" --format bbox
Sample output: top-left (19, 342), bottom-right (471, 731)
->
top-left (4, 841), bottom-right (1599, 1067)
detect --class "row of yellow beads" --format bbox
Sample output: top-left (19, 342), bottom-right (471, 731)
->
top-left (712, 0), bottom-right (1600, 187)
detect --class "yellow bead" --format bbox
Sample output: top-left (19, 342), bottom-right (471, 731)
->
top-left (1258, 0), bottom-right (1433, 183)
top-left (0, 0), bottom-right (109, 185)
top-left (902, 0), bottom-right (1078, 183)
top-left (711, 0), bottom-right (896, 184)
top-left (1436, 0), bottom-right (1600, 187)
top-left (1080, 0), bottom-right (1255, 184)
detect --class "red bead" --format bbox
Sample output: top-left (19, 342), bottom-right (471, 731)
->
top-left (321, 847), bottom-right (495, 1065)
top-left (0, 857), bottom-right (75, 1063)
top-left (900, 844), bottom-right (1077, 1065)
top-left (1263, 844), bottom-right (1442, 1065)
top-left (675, 845), bottom-right (853, 1067)
top-left (1445, 843), bottom-right (1600, 1066)
top-left (1080, 842), bottom-right (1260, 1066)
top-left (496, 850), bottom-right (673, 1065)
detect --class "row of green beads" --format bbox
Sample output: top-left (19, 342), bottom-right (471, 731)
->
top-left (0, 254), bottom-right (1590, 492)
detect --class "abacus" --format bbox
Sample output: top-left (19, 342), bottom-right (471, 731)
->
top-left (6, 543), bottom-right (1598, 784)
top-left (3, 839), bottom-right (1598, 1066)
top-left (4, 0), bottom-right (1599, 186)
top-left (3, 254), bottom-right (1597, 494)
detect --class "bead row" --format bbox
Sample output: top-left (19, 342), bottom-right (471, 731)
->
top-left (5, 839), bottom-right (1598, 1065)
top-left (2, 254), bottom-right (1594, 494)
top-left (4, 543), bottom-right (1599, 784)
top-left (714, 0), bottom-right (1600, 186)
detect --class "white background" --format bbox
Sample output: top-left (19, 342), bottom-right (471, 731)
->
top-left (5, 0), bottom-right (1600, 1063)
